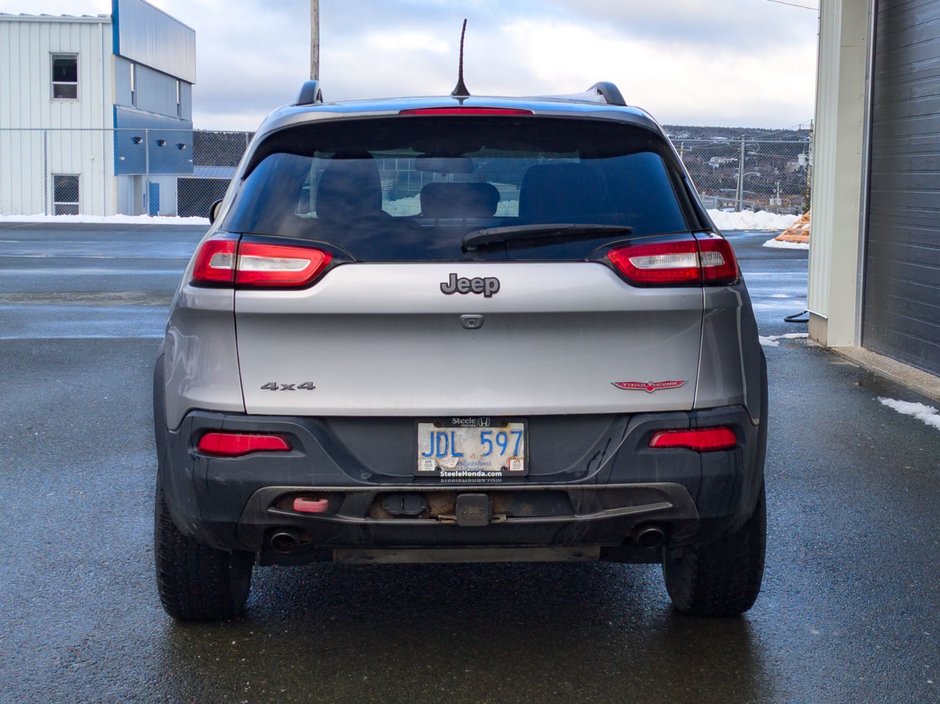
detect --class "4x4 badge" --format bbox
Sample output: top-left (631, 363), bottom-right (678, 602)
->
top-left (440, 273), bottom-right (500, 298)
top-left (612, 380), bottom-right (686, 393)
top-left (261, 381), bottom-right (316, 391)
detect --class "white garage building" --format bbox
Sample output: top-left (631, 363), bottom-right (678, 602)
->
top-left (0, 0), bottom-right (195, 216)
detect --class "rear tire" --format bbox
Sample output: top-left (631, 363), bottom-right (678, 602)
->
top-left (662, 486), bottom-right (766, 617)
top-left (154, 490), bottom-right (253, 622)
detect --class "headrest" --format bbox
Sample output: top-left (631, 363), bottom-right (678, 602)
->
top-left (519, 163), bottom-right (603, 223)
top-left (420, 182), bottom-right (500, 218)
top-left (316, 154), bottom-right (384, 220)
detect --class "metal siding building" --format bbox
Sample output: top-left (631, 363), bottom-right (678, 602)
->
top-left (809, 0), bottom-right (940, 383)
top-left (0, 0), bottom-right (195, 216)
top-left (113, 0), bottom-right (196, 84)
top-left (0, 15), bottom-right (112, 129)
top-left (0, 14), bottom-right (112, 214)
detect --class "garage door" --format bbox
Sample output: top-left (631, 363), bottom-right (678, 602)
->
top-left (863, 0), bottom-right (940, 376)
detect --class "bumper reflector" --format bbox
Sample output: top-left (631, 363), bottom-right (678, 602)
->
top-left (197, 432), bottom-right (291, 457)
top-left (649, 427), bottom-right (737, 452)
top-left (293, 497), bottom-right (330, 514)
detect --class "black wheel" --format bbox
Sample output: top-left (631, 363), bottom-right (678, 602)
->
top-left (154, 489), bottom-right (253, 622)
top-left (662, 486), bottom-right (766, 617)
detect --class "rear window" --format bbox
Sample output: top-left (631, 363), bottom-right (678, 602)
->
top-left (223, 116), bottom-right (696, 261)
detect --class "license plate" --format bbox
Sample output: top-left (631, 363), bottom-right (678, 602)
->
top-left (416, 419), bottom-right (526, 477)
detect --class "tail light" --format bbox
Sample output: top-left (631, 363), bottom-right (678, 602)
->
top-left (197, 432), bottom-right (292, 457)
top-left (191, 236), bottom-right (237, 284)
top-left (607, 235), bottom-right (738, 286)
top-left (650, 427), bottom-right (737, 452)
top-left (236, 242), bottom-right (332, 287)
top-left (697, 235), bottom-right (739, 284)
top-left (191, 236), bottom-right (333, 288)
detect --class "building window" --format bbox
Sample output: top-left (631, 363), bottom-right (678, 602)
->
top-left (51, 54), bottom-right (78, 100)
top-left (176, 80), bottom-right (182, 117)
top-left (129, 63), bottom-right (137, 106)
top-left (53, 175), bottom-right (80, 215)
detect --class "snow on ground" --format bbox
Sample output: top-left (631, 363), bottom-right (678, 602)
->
top-left (0, 214), bottom-right (210, 225)
top-left (384, 195), bottom-right (421, 216)
top-left (759, 333), bottom-right (809, 348)
top-left (878, 398), bottom-right (940, 431)
top-left (763, 238), bottom-right (809, 251)
top-left (707, 210), bottom-right (798, 231)
top-left (1, 208), bottom-right (799, 230)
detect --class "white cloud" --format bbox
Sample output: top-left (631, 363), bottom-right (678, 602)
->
top-left (0, 0), bottom-right (819, 130)
top-left (365, 29), bottom-right (450, 54)
top-left (0, 0), bottom-right (111, 16)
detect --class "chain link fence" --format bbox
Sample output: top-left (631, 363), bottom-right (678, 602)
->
top-left (674, 138), bottom-right (812, 215)
top-left (0, 128), bottom-right (812, 218)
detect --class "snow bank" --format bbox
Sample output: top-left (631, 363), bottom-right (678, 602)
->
top-left (877, 398), bottom-right (940, 431)
top-left (1, 208), bottom-right (799, 232)
top-left (383, 195), bottom-right (421, 216)
top-left (762, 239), bottom-right (809, 251)
top-left (387, 205), bottom-right (800, 230)
top-left (707, 210), bottom-right (798, 231)
top-left (759, 333), bottom-right (808, 348)
top-left (386, 196), bottom-right (519, 217)
top-left (0, 214), bottom-right (209, 225)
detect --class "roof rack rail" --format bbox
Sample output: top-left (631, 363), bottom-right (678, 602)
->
top-left (294, 80), bottom-right (324, 106)
top-left (589, 82), bottom-right (625, 106)
top-left (531, 81), bottom-right (627, 106)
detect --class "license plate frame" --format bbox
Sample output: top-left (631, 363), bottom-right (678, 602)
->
top-left (414, 418), bottom-right (527, 478)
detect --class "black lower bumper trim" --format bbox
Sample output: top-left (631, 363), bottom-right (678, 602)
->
top-left (237, 482), bottom-right (699, 562)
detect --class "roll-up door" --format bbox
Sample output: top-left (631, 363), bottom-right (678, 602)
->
top-left (863, 0), bottom-right (940, 375)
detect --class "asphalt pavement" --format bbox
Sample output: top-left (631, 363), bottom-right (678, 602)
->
top-left (0, 223), bottom-right (937, 704)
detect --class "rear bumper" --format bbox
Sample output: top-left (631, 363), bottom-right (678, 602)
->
top-left (239, 482), bottom-right (700, 564)
top-left (156, 403), bottom-right (766, 564)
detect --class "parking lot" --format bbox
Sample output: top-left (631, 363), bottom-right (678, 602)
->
top-left (0, 223), bottom-right (937, 703)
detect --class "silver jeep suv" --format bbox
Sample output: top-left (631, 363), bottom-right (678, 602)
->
top-left (154, 81), bottom-right (767, 621)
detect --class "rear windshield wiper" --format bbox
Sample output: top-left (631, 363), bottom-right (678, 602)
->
top-left (461, 223), bottom-right (634, 252)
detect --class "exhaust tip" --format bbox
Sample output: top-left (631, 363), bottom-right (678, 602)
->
top-left (269, 529), bottom-right (301, 553)
top-left (633, 525), bottom-right (666, 549)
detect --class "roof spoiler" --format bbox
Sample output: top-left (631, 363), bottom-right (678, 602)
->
top-left (294, 80), bottom-right (324, 106)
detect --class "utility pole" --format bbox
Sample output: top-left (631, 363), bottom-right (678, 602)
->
top-left (310, 0), bottom-right (319, 80)
top-left (805, 119), bottom-right (814, 213)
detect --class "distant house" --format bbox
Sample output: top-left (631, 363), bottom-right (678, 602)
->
top-left (0, 0), bottom-right (195, 216)
top-left (708, 156), bottom-right (737, 168)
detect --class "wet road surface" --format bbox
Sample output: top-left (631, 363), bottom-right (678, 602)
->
top-left (0, 224), bottom-right (937, 703)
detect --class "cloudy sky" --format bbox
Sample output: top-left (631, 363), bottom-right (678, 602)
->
top-left (1, 0), bottom-right (820, 130)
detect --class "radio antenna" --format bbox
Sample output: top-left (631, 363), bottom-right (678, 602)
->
top-left (450, 19), bottom-right (471, 98)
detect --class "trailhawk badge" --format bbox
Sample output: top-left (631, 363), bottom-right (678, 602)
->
top-left (612, 380), bottom-right (687, 393)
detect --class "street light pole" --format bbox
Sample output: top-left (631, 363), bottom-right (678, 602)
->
top-left (310, 0), bottom-right (319, 80)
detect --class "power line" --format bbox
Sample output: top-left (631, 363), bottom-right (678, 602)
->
top-left (766, 0), bottom-right (818, 10)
